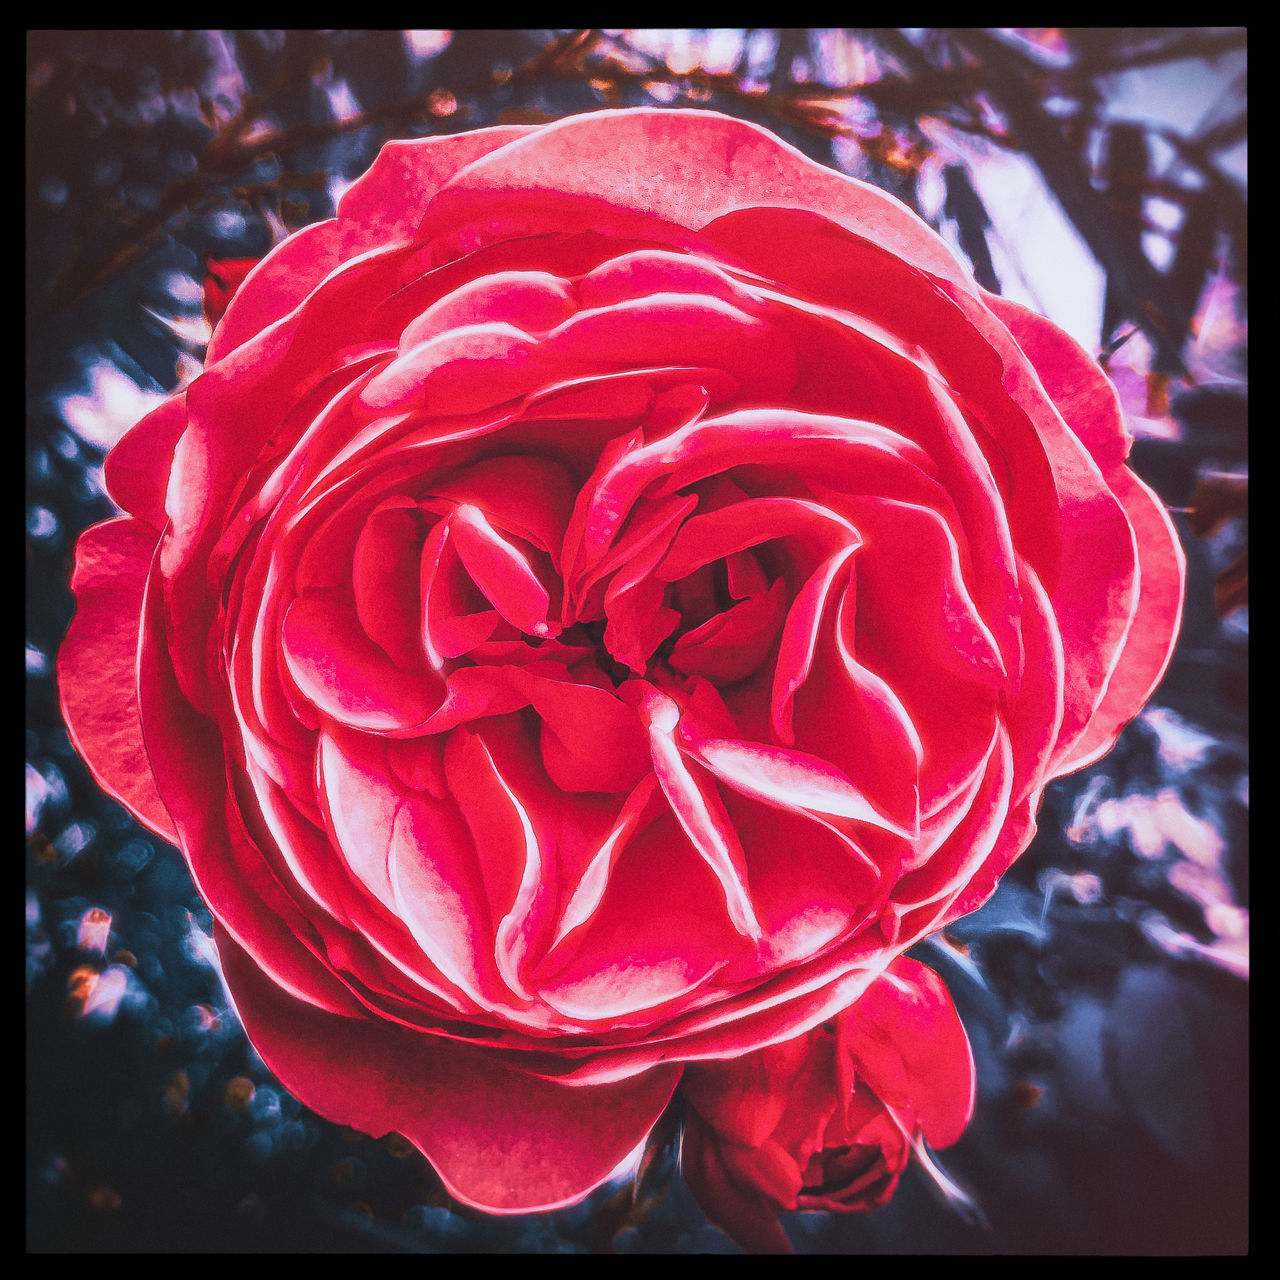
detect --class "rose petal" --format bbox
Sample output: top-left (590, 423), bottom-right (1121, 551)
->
top-left (102, 395), bottom-right (188, 533)
top-left (450, 503), bottom-right (554, 638)
top-left (839, 956), bottom-right (975, 1149)
top-left (1057, 467), bottom-right (1185, 771)
top-left (423, 109), bottom-right (971, 287)
top-left (533, 812), bottom-right (741, 1023)
top-left (389, 769), bottom-right (509, 1010)
top-left (988, 299), bottom-right (1185, 771)
top-left (425, 454), bottom-right (579, 568)
top-left (681, 1116), bottom-right (796, 1253)
top-left (400, 270), bottom-right (575, 349)
top-left (58, 519), bottom-right (176, 842)
top-left (634, 686), bottom-right (763, 942)
top-left (682, 1033), bottom-right (814, 1148)
top-left (209, 126), bottom-right (538, 362)
top-left (281, 590), bottom-right (445, 731)
top-left (352, 499), bottom-right (428, 670)
top-left (217, 925), bottom-right (681, 1213)
top-left (137, 566), bottom-right (367, 1017)
top-left (549, 774), bottom-right (661, 949)
top-left (524, 674), bottom-right (651, 795)
top-left (688, 735), bottom-right (917, 839)
top-left (770, 547), bottom-right (860, 745)
top-left (668, 578), bottom-right (788, 684)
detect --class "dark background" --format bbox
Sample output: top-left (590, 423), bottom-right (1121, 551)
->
top-left (26, 30), bottom-right (1248, 1253)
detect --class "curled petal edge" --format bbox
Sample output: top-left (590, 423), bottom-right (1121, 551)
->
top-left (217, 926), bottom-right (681, 1213)
top-left (57, 518), bottom-right (176, 843)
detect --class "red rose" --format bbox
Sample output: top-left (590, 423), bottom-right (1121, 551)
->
top-left (681, 956), bottom-right (974, 1253)
top-left (57, 109), bottom-right (1183, 1213)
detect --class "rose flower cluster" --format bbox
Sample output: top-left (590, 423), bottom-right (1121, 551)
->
top-left (59, 109), bottom-right (1183, 1249)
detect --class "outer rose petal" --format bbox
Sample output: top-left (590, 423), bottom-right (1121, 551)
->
top-left (1060, 467), bottom-right (1184, 770)
top-left (217, 926), bottom-right (681, 1213)
top-left (986, 295), bottom-right (1185, 770)
top-left (421, 109), bottom-right (974, 289)
top-left (137, 561), bottom-right (374, 1018)
top-left (102, 395), bottom-right (189, 533)
top-left (208, 126), bottom-right (539, 362)
top-left (57, 518), bottom-right (176, 842)
top-left (986, 294), bottom-right (1131, 471)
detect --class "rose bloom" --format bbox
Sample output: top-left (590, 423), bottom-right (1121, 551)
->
top-left (681, 955), bottom-right (974, 1253)
top-left (58, 109), bottom-right (1183, 1214)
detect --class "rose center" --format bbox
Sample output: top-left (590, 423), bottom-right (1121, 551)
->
top-left (557, 618), bottom-right (636, 688)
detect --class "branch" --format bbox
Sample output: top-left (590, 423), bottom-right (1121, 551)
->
top-left (951, 28), bottom-right (1196, 372)
top-left (1064, 27), bottom-right (1247, 74)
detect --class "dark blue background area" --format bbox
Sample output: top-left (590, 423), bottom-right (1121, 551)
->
top-left (26, 30), bottom-right (1247, 1253)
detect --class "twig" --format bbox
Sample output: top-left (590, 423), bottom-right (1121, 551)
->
top-left (951, 28), bottom-right (1196, 372)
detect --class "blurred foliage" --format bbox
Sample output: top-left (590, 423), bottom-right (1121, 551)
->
top-left (27, 30), bottom-right (1246, 1254)
top-left (27, 29), bottom-right (1247, 359)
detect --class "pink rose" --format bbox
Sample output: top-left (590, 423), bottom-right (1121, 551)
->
top-left (57, 109), bottom-right (1183, 1214)
top-left (681, 956), bottom-right (974, 1252)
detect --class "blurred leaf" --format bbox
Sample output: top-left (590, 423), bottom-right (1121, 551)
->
top-left (633, 1096), bottom-right (682, 1206)
top-left (1065, 27), bottom-right (1247, 73)
top-left (1186, 467), bottom-right (1248, 617)
top-left (496, 106), bottom-right (556, 125)
top-left (1100, 124), bottom-right (1149, 342)
top-left (953, 28), bottom-right (1197, 373)
top-left (1104, 964), bottom-right (1245, 1175)
top-left (1186, 470), bottom-right (1247, 539)
top-left (1213, 550), bottom-right (1248, 617)
top-left (943, 162), bottom-right (999, 292)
